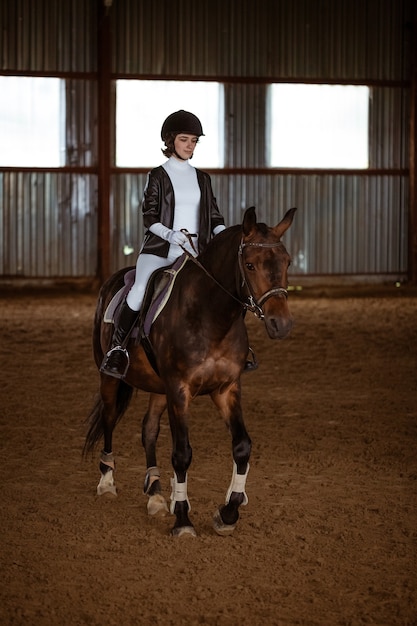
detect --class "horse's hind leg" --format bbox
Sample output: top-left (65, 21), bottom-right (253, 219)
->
top-left (97, 449), bottom-right (117, 496)
top-left (142, 393), bottom-right (169, 516)
top-left (87, 376), bottom-right (133, 496)
top-left (211, 383), bottom-right (252, 536)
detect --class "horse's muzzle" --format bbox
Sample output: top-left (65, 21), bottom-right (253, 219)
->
top-left (264, 315), bottom-right (293, 339)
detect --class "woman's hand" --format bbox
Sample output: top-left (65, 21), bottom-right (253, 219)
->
top-left (167, 230), bottom-right (189, 246)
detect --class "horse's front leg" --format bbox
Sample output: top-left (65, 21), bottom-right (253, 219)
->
top-left (211, 381), bottom-right (252, 536)
top-left (167, 391), bottom-right (195, 537)
top-left (142, 393), bottom-right (169, 516)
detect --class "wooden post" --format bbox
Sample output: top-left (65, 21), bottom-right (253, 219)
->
top-left (409, 1), bottom-right (417, 284)
top-left (97, 0), bottom-right (112, 283)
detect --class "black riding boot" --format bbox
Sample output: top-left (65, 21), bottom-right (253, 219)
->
top-left (100, 300), bottom-right (139, 379)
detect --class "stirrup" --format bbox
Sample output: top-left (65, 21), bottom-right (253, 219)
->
top-left (243, 347), bottom-right (258, 372)
top-left (100, 346), bottom-right (130, 379)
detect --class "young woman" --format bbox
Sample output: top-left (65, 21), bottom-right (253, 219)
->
top-left (101, 110), bottom-right (226, 379)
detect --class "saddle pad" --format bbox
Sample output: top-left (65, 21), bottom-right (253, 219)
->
top-left (103, 269), bottom-right (136, 323)
top-left (143, 255), bottom-right (189, 336)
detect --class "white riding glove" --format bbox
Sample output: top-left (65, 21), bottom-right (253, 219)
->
top-left (167, 230), bottom-right (189, 246)
top-left (149, 222), bottom-right (197, 255)
top-left (213, 224), bottom-right (226, 236)
top-left (149, 222), bottom-right (188, 246)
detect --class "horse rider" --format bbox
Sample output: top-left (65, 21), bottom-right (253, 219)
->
top-left (100, 110), bottom-right (226, 379)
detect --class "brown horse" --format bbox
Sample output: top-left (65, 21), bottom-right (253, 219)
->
top-left (84, 206), bottom-right (296, 536)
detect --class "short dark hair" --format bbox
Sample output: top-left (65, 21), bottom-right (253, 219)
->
top-left (162, 132), bottom-right (176, 158)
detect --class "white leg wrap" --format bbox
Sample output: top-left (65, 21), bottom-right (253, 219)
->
top-left (170, 473), bottom-right (191, 514)
top-left (143, 466), bottom-right (161, 494)
top-left (225, 462), bottom-right (249, 506)
top-left (97, 451), bottom-right (117, 495)
top-left (100, 450), bottom-right (115, 470)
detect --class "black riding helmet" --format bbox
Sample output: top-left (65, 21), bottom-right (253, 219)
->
top-left (161, 110), bottom-right (204, 140)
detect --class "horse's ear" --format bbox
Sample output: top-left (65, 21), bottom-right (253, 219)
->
top-left (242, 206), bottom-right (257, 236)
top-left (273, 207), bottom-right (297, 238)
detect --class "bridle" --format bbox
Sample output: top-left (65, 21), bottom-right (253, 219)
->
top-left (182, 233), bottom-right (288, 321)
top-left (238, 239), bottom-right (288, 320)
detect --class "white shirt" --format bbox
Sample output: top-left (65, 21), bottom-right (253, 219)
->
top-left (162, 156), bottom-right (200, 236)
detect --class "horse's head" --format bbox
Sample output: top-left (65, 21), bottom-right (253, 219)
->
top-left (240, 206), bottom-right (296, 339)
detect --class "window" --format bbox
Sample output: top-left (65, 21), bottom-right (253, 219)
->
top-left (0, 77), bottom-right (63, 167)
top-left (116, 80), bottom-right (224, 168)
top-left (268, 84), bottom-right (369, 168)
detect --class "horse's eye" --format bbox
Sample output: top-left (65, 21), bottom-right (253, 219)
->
top-left (245, 263), bottom-right (255, 271)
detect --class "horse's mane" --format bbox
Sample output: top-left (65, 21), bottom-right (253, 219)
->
top-left (207, 224), bottom-right (240, 251)
top-left (198, 224), bottom-right (241, 269)
top-left (215, 224), bottom-right (242, 243)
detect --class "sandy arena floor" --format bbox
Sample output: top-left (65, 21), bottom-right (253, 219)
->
top-left (1, 288), bottom-right (416, 625)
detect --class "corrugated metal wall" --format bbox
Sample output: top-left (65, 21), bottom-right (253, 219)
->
top-left (0, 0), bottom-right (98, 278)
top-left (110, 0), bottom-right (412, 280)
top-left (1, 0), bottom-right (96, 73)
top-left (0, 173), bottom-right (97, 276)
top-left (0, 75), bottom-right (98, 276)
top-left (112, 173), bottom-right (407, 276)
top-left (0, 0), bottom-right (413, 281)
top-left (112, 0), bottom-right (409, 81)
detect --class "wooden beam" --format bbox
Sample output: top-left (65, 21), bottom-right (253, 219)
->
top-left (409, 1), bottom-right (417, 284)
top-left (97, 0), bottom-right (112, 283)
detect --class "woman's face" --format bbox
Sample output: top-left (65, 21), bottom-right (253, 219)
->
top-left (173, 133), bottom-right (199, 160)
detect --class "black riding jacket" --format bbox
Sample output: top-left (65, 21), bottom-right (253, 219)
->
top-left (141, 165), bottom-right (225, 258)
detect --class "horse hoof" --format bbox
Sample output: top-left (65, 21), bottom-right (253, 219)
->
top-left (147, 494), bottom-right (169, 517)
top-left (97, 471), bottom-right (117, 496)
top-left (171, 526), bottom-right (197, 538)
top-left (212, 509), bottom-right (236, 536)
top-left (96, 484), bottom-right (117, 496)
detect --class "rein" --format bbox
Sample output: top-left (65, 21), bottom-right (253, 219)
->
top-left (183, 236), bottom-right (288, 320)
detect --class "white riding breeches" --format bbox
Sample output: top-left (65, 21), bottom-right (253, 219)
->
top-left (126, 252), bottom-right (179, 311)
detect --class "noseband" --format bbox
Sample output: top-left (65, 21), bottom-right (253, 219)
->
top-left (238, 239), bottom-right (288, 320)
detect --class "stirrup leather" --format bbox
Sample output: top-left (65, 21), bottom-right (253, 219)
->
top-left (244, 347), bottom-right (258, 371)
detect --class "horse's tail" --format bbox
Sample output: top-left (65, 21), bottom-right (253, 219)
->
top-left (82, 381), bottom-right (133, 457)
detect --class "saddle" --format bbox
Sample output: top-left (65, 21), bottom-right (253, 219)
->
top-left (104, 254), bottom-right (190, 340)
